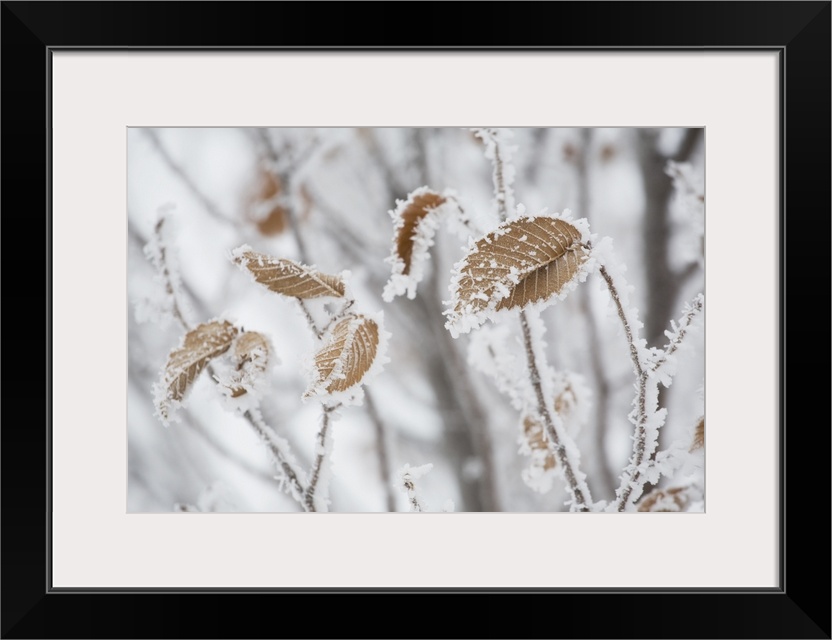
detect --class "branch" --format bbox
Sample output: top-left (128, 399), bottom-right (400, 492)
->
top-left (474, 127), bottom-right (515, 220)
top-left (520, 311), bottom-right (594, 511)
top-left (152, 217), bottom-right (191, 331)
top-left (246, 408), bottom-right (308, 509)
top-left (596, 263), bottom-right (700, 511)
top-left (598, 264), bottom-right (645, 377)
top-left (652, 294), bottom-right (704, 375)
top-left (304, 404), bottom-right (339, 512)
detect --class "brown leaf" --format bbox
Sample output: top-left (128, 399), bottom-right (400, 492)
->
top-left (447, 216), bottom-right (590, 331)
top-left (256, 206), bottom-right (287, 237)
top-left (522, 414), bottom-right (556, 471)
top-left (690, 416), bottom-right (704, 451)
top-left (233, 248), bottom-right (344, 299)
top-left (554, 382), bottom-right (577, 418)
top-left (155, 320), bottom-right (239, 422)
top-left (637, 486), bottom-right (691, 512)
top-left (392, 189), bottom-right (446, 276)
top-left (228, 331), bottom-right (270, 398)
top-left (306, 315), bottom-right (379, 396)
top-left (245, 167), bottom-right (287, 237)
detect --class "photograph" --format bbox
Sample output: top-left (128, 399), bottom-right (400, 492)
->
top-left (127, 126), bottom-right (705, 513)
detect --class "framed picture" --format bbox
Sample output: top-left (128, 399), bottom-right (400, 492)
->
top-left (4, 2), bottom-right (828, 637)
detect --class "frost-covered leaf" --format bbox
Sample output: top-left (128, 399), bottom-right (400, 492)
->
top-left (690, 416), bottom-right (704, 452)
top-left (226, 331), bottom-right (271, 398)
top-left (383, 187), bottom-right (457, 302)
top-left (637, 485), bottom-right (699, 512)
top-left (154, 320), bottom-right (239, 425)
top-left (232, 246), bottom-right (344, 299)
top-left (392, 188), bottom-right (446, 276)
top-left (521, 413), bottom-right (556, 471)
top-left (445, 215), bottom-right (593, 335)
top-left (305, 314), bottom-right (379, 398)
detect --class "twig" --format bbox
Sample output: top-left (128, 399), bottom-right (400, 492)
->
top-left (598, 264), bottom-right (645, 378)
top-left (304, 404), bottom-right (340, 512)
top-left (247, 408), bottom-right (309, 509)
top-left (597, 264), bottom-right (651, 511)
top-left (153, 217), bottom-right (191, 331)
top-left (475, 128), bottom-right (515, 220)
top-left (520, 311), bottom-right (593, 511)
top-left (651, 294), bottom-right (704, 374)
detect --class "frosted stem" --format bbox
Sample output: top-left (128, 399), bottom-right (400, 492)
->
top-left (153, 217), bottom-right (191, 332)
top-left (476, 127), bottom-right (515, 221)
top-left (598, 265), bottom-right (650, 511)
top-left (598, 265), bottom-right (645, 378)
top-left (652, 294), bottom-right (704, 374)
top-left (246, 408), bottom-right (308, 510)
top-left (520, 311), bottom-right (593, 511)
top-left (304, 405), bottom-right (338, 512)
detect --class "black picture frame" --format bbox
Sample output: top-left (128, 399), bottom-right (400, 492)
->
top-left (2, 2), bottom-right (829, 638)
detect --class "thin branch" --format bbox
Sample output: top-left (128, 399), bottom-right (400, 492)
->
top-left (475, 128), bottom-right (515, 221)
top-left (520, 311), bottom-right (593, 511)
top-left (652, 294), bottom-right (704, 374)
top-left (597, 266), bottom-right (699, 511)
top-left (304, 404), bottom-right (339, 512)
top-left (247, 408), bottom-right (309, 509)
top-left (597, 263), bottom-right (651, 511)
top-left (153, 217), bottom-right (191, 331)
top-left (598, 265), bottom-right (645, 378)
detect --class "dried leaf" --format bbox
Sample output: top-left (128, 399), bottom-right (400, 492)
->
top-left (637, 486), bottom-right (691, 512)
top-left (155, 320), bottom-right (239, 423)
top-left (383, 187), bottom-right (454, 302)
top-left (446, 216), bottom-right (591, 333)
top-left (306, 315), bottom-right (379, 397)
top-left (227, 331), bottom-right (270, 398)
top-left (233, 248), bottom-right (344, 299)
top-left (245, 167), bottom-right (287, 237)
top-left (522, 414), bottom-right (556, 471)
top-left (554, 382), bottom-right (577, 418)
top-left (392, 189), bottom-right (446, 276)
top-left (690, 416), bottom-right (704, 451)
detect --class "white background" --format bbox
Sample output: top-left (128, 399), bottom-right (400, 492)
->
top-left (51, 52), bottom-right (779, 588)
